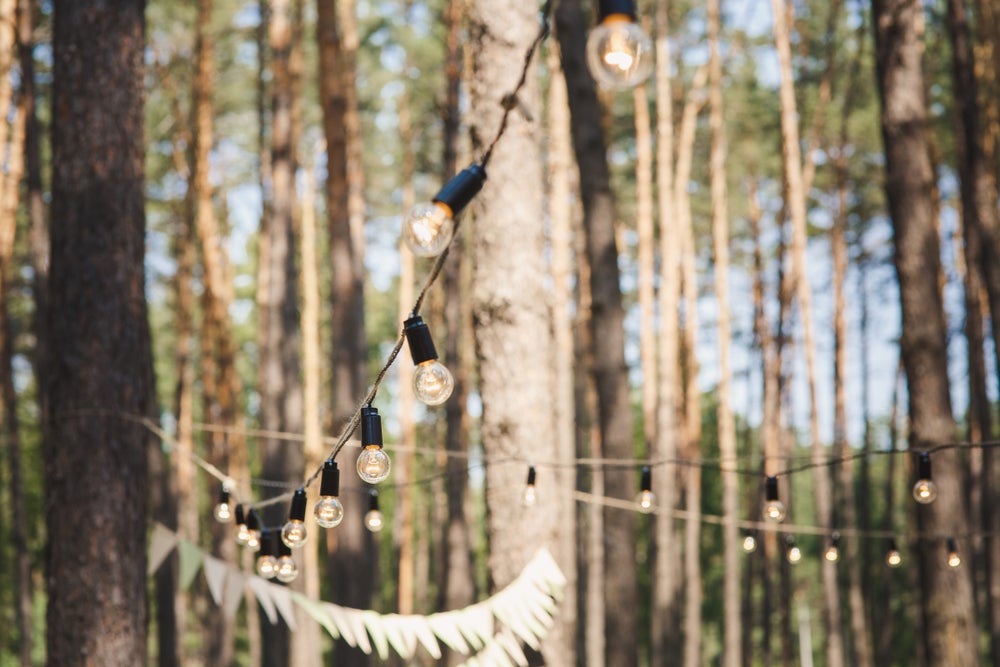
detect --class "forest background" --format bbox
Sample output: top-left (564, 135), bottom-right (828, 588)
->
top-left (0, 0), bottom-right (998, 665)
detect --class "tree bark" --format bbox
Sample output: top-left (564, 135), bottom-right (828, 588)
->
top-left (554, 2), bottom-right (636, 664)
top-left (873, 0), bottom-right (979, 663)
top-left (46, 2), bottom-right (152, 663)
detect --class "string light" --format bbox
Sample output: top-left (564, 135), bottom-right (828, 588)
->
top-left (356, 406), bottom-right (391, 484)
top-left (762, 476), bottom-right (786, 523)
top-left (275, 542), bottom-right (299, 583)
top-left (585, 0), bottom-right (654, 90)
top-left (523, 466), bottom-right (537, 507)
top-left (280, 488), bottom-right (309, 549)
top-left (214, 486), bottom-right (233, 523)
top-left (401, 164), bottom-right (486, 258)
top-left (824, 533), bottom-right (840, 562)
top-left (886, 538), bottom-right (902, 567)
top-left (364, 489), bottom-right (384, 533)
top-left (314, 459), bottom-right (345, 528)
top-left (741, 531), bottom-right (758, 553)
top-left (912, 452), bottom-right (938, 504)
top-left (256, 531), bottom-right (279, 579)
top-left (635, 465), bottom-right (655, 513)
top-left (234, 504), bottom-right (252, 546)
top-left (947, 538), bottom-right (961, 568)
top-left (786, 537), bottom-right (802, 564)
top-left (403, 315), bottom-right (454, 406)
top-left (244, 508), bottom-right (262, 552)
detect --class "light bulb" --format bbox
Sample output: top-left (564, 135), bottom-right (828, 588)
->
top-left (365, 490), bottom-right (384, 532)
top-left (214, 487), bottom-right (233, 523)
top-left (636, 490), bottom-right (656, 513)
top-left (762, 476), bottom-right (785, 522)
top-left (401, 164), bottom-right (486, 258)
top-left (404, 315), bottom-right (454, 406)
top-left (403, 203), bottom-right (454, 258)
top-left (787, 545), bottom-right (802, 564)
top-left (281, 488), bottom-right (309, 549)
top-left (585, 0), bottom-right (654, 90)
top-left (244, 508), bottom-right (262, 552)
top-left (315, 459), bottom-right (345, 528)
top-left (256, 553), bottom-right (278, 578)
top-left (413, 360), bottom-right (455, 405)
top-left (742, 533), bottom-right (758, 554)
top-left (886, 539), bottom-right (902, 568)
top-left (523, 485), bottom-right (537, 507)
top-left (234, 504), bottom-right (250, 545)
top-left (947, 539), bottom-right (961, 568)
top-left (912, 452), bottom-right (937, 504)
top-left (825, 545), bottom-right (840, 562)
top-left (245, 529), bottom-right (261, 552)
top-left (315, 497), bottom-right (345, 528)
top-left (357, 446), bottom-right (391, 484)
top-left (276, 555), bottom-right (298, 583)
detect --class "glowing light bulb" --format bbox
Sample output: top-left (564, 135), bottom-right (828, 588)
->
top-left (585, 0), bottom-right (654, 90)
top-left (787, 544), bottom-right (802, 564)
top-left (762, 476), bottom-right (785, 523)
top-left (825, 545), bottom-right (840, 562)
top-left (315, 459), bottom-right (345, 528)
top-left (523, 466), bottom-right (537, 506)
top-left (886, 539), bottom-right (902, 568)
top-left (635, 466), bottom-right (655, 513)
top-left (276, 555), bottom-right (298, 583)
top-left (234, 504), bottom-right (250, 546)
top-left (912, 452), bottom-right (937, 504)
top-left (742, 533), bottom-right (758, 554)
top-left (244, 509), bottom-right (262, 552)
top-left (281, 488), bottom-right (309, 549)
top-left (256, 531), bottom-right (279, 579)
top-left (401, 165), bottom-right (486, 258)
top-left (214, 487), bottom-right (233, 523)
top-left (365, 490), bottom-right (384, 533)
top-left (947, 539), bottom-right (961, 568)
top-left (404, 315), bottom-right (454, 405)
top-left (356, 406), bottom-right (391, 483)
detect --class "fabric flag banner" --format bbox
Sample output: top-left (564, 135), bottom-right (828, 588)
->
top-left (147, 523), bottom-right (179, 576)
top-left (223, 569), bottom-right (246, 620)
top-left (177, 540), bottom-right (203, 592)
top-left (203, 555), bottom-right (228, 606)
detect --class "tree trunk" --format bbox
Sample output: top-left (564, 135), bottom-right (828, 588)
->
top-left (706, 1), bottom-right (740, 663)
top-left (470, 1), bottom-right (566, 663)
top-left (554, 2), bottom-right (636, 664)
top-left (317, 2), bottom-right (371, 665)
top-left (652, 2), bottom-right (683, 661)
top-left (46, 3), bottom-right (152, 663)
top-left (873, 0), bottom-right (979, 663)
top-left (634, 80), bottom-right (656, 450)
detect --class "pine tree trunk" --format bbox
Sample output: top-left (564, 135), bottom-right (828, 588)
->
top-left (554, 2), bottom-right (637, 664)
top-left (470, 1), bottom-right (566, 663)
top-left (634, 81), bottom-right (656, 450)
top-left (46, 3), bottom-right (152, 662)
top-left (873, 0), bottom-right (979, 663)
top-left (652, 2), bottom-right (683, 660)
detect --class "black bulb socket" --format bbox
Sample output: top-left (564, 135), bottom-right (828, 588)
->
top-left (527, 466), bottom-right (537, 486)
top-left (404, 315), bottom-right (439, 365)
top-left (235, 503), bottom-right (246, 526)
top-left (246, 508), bottom-right (261, 532)
top-left (289, 488), bottom-right (307, 522)
top-left (278, 541), bottom-right (292, 558)
top-left (640, 466), bottom-right (652, 493)
top-left (918, 452), bottom-right (933, 480)
top-left (260, 529), bottom-right (279, 556)
top-left (361, 406), bottom-right (384, 447)
top-left (597, 0), bottom-right (637, 21)
top-left (218, 487), bottom-right (231, 505)
top-left (433, 164), bottom-right (487, 217)
top-left (368, 489), bottom-right (380, 513)
top-left (320, 459), bottom-right (341, 497)
top-left (947, 537), bottom-right (958, 553)
top-left (888, 537), bottom-right (898, 552)
top-left (765, 476), bottom-right (779, 502)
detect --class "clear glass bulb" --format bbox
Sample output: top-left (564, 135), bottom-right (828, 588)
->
top-left (635, 490), bottom-right (656, 514)
top-left (585, 18), bottom-right (654, 90)
top-left (357, 446), bottom-right (391, 484)
top-left (281, 520), bottom-right (308, 549)
top-left (763, 499), bottom-right (786, 523)
top-left (256, 554), bottom-right (278, 579)
top-left (214, 502), bottom-right (232, 523)
top-left (912, 479), bottom-right (938, 504)
top-left (742, 534), bottom-right (757, 554)
top-left (886, 549), bottom-right (902, 568)
top-left (787, 546), bottom-right (802, 564)
top-left (948, 551), bottom-right (962, 568)
top-left (236, 523), bottom-right (252, 546)
top-left (245, 530), bottom-right (261, 552)
top-left (314, 496), bottom-right (345, 528)
top-left (276, 555), bottom-right (299, 583)
top-left (365, 509), bottom-right (384, 533)
top-left (825, 545), bottom-right (840, 562)
top-left (523, 485), bottom-right (537, 507)
top-left (413, 360), bottom-right (454, 406)
top-left (402, 202), bottom-right (454, 257)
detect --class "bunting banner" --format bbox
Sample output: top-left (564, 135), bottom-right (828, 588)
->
top-left (148, 524), bottom-right (566, 664)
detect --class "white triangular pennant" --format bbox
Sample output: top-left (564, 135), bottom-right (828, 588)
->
top-left (248, 576), bottom-right (278, 624)
top-left (345, 608), bottom-right (372, 655)
top-left (147, 523), bottom-right (179, 576)
top-left (268, 583), bottom-right (299, 631)
top-left (202, 555), bottom-right (228, 605)
top-left (379, 614), bottom-right (414, 660)
top-left (327, 604), bottom-right (357, 648)
top-left (429, 612), bottom-right (470, 654)
top-left (410, 615), bottom-right (443, 659)
top-left (496, 628), bottom-right (529, 667)
top-left (292, 592), bottom-right (340, 639)
top-left (223, 569), bottom-right (245, 619)
top-left (361, 610), bottom-right (389, 659)
top-left (177, 540), bottom-right (203, 591)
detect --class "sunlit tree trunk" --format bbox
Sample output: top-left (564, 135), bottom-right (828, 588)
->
top-left (652, 3), bottom-right (683, 660)
top-left (634, 81), bottom-right (656, 449)
top-left (873, 0), bottom-right (979, 663)
top-left (706, 1), bottom-right (739, 663)
top-left (554, 2), bottom-right (636, 664)
top-left (46, 3), bottom-right (152, 662)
